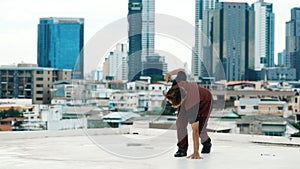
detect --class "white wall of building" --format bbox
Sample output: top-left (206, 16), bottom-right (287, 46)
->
top-left (47, 118), bottom-right (87, 130)
top-left (254, 1), bottom-right (267, 70)
top-left (110, 92), bottom-right (139, 111)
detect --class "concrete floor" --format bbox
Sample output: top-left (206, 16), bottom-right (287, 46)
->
top-left (0, 128), bottom-right (299, 169)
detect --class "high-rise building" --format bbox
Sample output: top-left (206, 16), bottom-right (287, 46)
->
top-left (141, 0), bottom-right (155, 64)
top-left (253, 0), bottom-right (274, 70)
top-left (128, 0), bottom-right (143, 81)
top-left (108, 43), bottom-right (128, 81)
top-left (102, 58), bottom-right (109, 81)
top-left (37, 17), bottom-right (84, 79)
top-left (286, 7), bottom-right (300, 80)
top-left (277, 50), bottom-right (286, 67)
top-left (193, 0), bottom-right (216, 79)
top-left (0, 63), bottom-right (71, 104)
top-left (209, 2), bottom-right (255, 81)
top-left (128, 0), bottom-right (156, 82)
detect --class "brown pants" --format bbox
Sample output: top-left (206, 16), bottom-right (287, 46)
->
top-left (176, 100), bottom-right (212, 151)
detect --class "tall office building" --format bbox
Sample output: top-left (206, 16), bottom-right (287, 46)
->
top-left (38, 17), bottom-right (84, 79)
top-left (128, 0), bottom-right (143, 81)
top-left (128, 0), bottom-right (156, 81)
top-left (209, 2), bottom-right (255, 81)
top-left (286, 7), bottom-right (300, 80)
top-left (108, 43), bottom-right (128, 81)
top-left (141, 0), bottom-right (155, 63)
top-left (253, 0), bottom-right (274, 70)
top-left (193, 0), bottom-right (216, 79)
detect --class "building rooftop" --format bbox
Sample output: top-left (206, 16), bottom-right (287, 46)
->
top-left (0, 66), bottom-right (71, 71)
top-left (236, 114), bottom-right (287, 124)
top-left (0, 117), bottom-right (25, 122)
top-left (1, 128), bottom-right (300, 169)
top-left (103, 112), bottom-right (141, 122)
top-left (62, 106), bottom-right (96, 114)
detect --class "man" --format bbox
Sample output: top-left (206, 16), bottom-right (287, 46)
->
top-left (165, 78), bottom-right (212, 159)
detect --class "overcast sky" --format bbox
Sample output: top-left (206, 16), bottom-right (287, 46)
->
top-left (0, 0), bottom-right (299, 68)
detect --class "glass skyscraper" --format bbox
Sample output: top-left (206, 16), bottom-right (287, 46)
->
top-left (128, 0), bottom-right (143, 81)
top-left (193, 0), bottom-right (216, 79)
top-left (210, 2), bottom-right (255, 81)
top-left (286, 7), bottom-right (300, 80)
top-left (128, 0), bottom-right (156, 81)
top-left (37, 17), bottom-right (84, 79)
top-left (253, 0), bottom-right (274, 70)
top-left (141, 0), bottom-right (155, 63)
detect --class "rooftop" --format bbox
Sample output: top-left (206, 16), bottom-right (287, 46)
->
top-left (236, 114), bottom-right (287, 124)
top-left (0, 117), bottom-right (26, 122)
top-left (0, 128), bottom-right (299, 169)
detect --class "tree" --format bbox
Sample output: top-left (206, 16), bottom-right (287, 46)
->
top-left (0, 107), bottom-right (23, 119)
top-left (289, 121), bottom-right (300, 137)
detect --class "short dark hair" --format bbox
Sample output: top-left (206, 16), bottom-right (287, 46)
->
top-left (172, 71), bottom-right (187, 86)
top-left (166, 87), bottom-right (186, 106)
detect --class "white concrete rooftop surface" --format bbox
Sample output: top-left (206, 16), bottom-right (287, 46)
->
top-left (1, 128), bottom-right (300, 169)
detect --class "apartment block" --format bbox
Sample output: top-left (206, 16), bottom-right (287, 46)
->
top-left (0, 63), bottom-right (71, 104)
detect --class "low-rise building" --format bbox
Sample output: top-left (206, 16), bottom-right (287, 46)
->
top-left (127, 80), bottom-right (149, 91)
top-left (137, 90), bottom-right (165, 112)
top-left (261, 67), bottom-right (296, 81)
top-left (109, 91), bottom-right (138, 112)
top-left (103, 112), bottom-right (140, 128)
top-left (39, 105), bottom-right (92, 130)
top-left (236, 115), bottom-right (298, 136)
top-left (0, 63), bottom-right (71, 104)
top-left (208, 109), bottom-right (241, 133)
top-left (0, 117), bottom-right (25, 131)
top-left (235, 98), bottom-right (289, 117)
top-left (51, 80), bottom-right (112, 107)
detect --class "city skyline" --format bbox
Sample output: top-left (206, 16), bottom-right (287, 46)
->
top-left (0, 0), bottom-right (299, 69)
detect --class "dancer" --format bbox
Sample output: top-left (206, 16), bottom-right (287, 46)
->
top-left (165, 76), bottom-right (212, 159)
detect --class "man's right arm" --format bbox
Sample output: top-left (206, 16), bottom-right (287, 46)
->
top-left (164, 68), bottom-right (185, 82)
top-left (187, 121), bottom-right (202, 159)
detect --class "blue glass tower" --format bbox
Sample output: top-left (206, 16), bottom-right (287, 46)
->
top-left (38, 17), bottom-right (84, 79)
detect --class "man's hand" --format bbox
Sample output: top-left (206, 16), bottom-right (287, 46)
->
top-left (187, 152), bottom-right (202, 159)
top-left (164, 73), bottom-right (171, 82)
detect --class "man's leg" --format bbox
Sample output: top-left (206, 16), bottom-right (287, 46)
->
top-left (174, 108), bottom-right (189, 157)
top-left (198, 101), bottom-right (212, 153)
